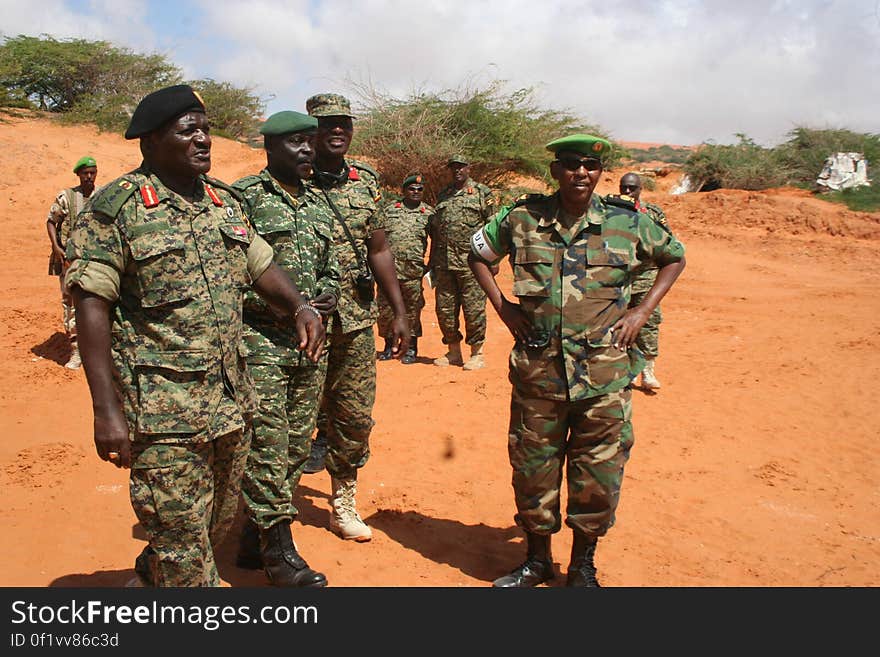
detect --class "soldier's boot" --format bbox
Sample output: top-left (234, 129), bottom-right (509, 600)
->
top-left (261, 521), bottom-right (327, 587)
top-left (329, 475), bottom-right (372, 542)
top-left (235, 518), bottom-right (262, 570)
top-left (642, 358), bottom-right (661, 390)
top-left (303, 431), bottom-right (328, 474)
top-left (65, 342), bottom-right (81, 370)
top-left (376, 338), bottom-right (394, 361)
top-left (401, 337), bottom-right (418, 365)
top-left (566, 532), bottom-right (601, 587)
top-left (462, 342), bottom-right (485, 371)
top-left (433, 341), bottom-right (463, 367)
top-left (492, 532), bottom-right (554, 587)
top-left (126, 546), bottom-right (155, 587)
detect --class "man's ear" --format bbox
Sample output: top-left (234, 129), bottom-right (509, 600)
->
top-left (549, 161), bottom-right (561, 183)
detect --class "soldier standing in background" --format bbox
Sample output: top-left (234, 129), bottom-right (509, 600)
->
top-left (233, 110), bottom-right (340, 587)
top-left (610, 172), bottom-right (671, 390)
top-left (377, 172), bottom-right (433, 365)
top-left (65, 85), bottom-right (325, 587)
top-left (468, 135), bottom-right (686, 587)
top-left (46, 155), bottom-right (98, 369)
top-left (302, 93), bottom-right (409, 542)
top-left (429, 154), bottom-right (495, 370)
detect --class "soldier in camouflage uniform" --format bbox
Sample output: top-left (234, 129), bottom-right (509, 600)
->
top-left (232, 111), bottom-right (341, 587)
top-left (377, 172), bottom-right (433, 365)
top-left (303, 93), bottom-right (410, 542)
top-left (46, 155), bottom-right (98, 369)
top-left (468, 134), bottom-right (686, 587)
top-left (429, 154), bottom-right (496, 370)
top-left (609, 172), bottom-right (671, 390)
top-left (64, 85), bottom-right (325, 587)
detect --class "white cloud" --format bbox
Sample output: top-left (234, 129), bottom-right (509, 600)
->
top-left (2, 0), bottom-right (878, 145)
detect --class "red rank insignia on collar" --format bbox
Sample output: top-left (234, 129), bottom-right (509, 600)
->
top-left (467, 187), bottom-right (474, 194)
top-left (140, 184), bottom-right (159, 208)
top-left (420, 207), bottom-right (425, 213)
top-left (204, 184), bottom-right (224, 207)
top-left (348, 166), bottom-right (360, 181)
top-left (395, 202), bottom-right (402, 208)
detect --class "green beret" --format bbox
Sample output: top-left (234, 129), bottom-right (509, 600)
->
top-left (124, 84), bottom-right (206, 140)
top-left (73, 156), bottom-right (96, 173)
top-left (545, 133), bottom-right (612, 159)
top-left (305, 93), bottom-right (357, 118)
top-left (402, 172), bottom-right (424, 188)
top-left (447, 154), bottom-right (469, 166)
top-left (259, 111), bottom-right (317, 136)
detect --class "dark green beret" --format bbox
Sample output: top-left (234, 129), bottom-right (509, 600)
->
top-left (124, 84), bottom-right (206, 140)
top-left (73, 156), bottom-right (96, 173)
top-left (447, 154), bottom-right (469, 166)
top-left (305, 93), bottom-right (357, 118)
top-left (545, 133), bottom-right (612, 159)
top-left (402, 172), bottom-right (424, 188)
top-left (259, 111), bottom-right (317, 136)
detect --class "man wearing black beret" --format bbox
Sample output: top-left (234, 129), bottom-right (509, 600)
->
top-left (65, 85), bottom-right (326, 587)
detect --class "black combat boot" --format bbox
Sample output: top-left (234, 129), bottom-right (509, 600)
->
top-left (492, 532), bottom-right (554, 587)
top-left (303, 431), bottom-right (328, 474)
top-left (401, 337), bottom-right (418, 365)
top-left (566, 532), bottom-right (601, 587)
top-left (261, 521), bottom-right (328, 588)
top-left (235, 518), bottom-right (262, 570)
top-left (376, 338), bottom-right (394, 361)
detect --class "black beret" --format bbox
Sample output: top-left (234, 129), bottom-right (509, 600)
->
top-left (124, 84), bottom-right (206, 140)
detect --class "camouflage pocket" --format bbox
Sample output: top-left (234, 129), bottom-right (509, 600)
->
top-left (134, 351), bottom-right (214, 434)
top-left (129, 232), bottom-right (191, 307)
top-left (512, 245), bottom-right (555, 298)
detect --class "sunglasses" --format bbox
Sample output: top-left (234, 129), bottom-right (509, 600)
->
top-left (555, 156), bottom-right (602, 172)
top-left (407, 185), bottom-right (424, 191)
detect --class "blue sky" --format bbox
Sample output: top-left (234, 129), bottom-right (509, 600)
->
top-left (3, 0), bottom-right (879, 146)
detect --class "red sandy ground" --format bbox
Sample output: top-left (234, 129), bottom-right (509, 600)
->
top-left (1, 115), bottom-right (878, 587)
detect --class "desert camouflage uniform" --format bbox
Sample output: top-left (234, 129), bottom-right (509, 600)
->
top-left (311, 160), bottom-right (384, 479)
top-left (234, 169), bottom-right (340, 529)
top-left (47, 186), bottom-right (89, 340)
top-left (377, 199), bottom-right (432, 339)
top-left (471, 192), bottom-right (685, 537)
top-left (431, 178), bottom-right (495, 346)
top-left (64, 165), bottom-right (274, 586)
top-left (627, 200), bottom-right (669, 358)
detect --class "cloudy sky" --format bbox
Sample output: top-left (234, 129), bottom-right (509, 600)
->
top-left (2, 0), bottom-right (878, 146)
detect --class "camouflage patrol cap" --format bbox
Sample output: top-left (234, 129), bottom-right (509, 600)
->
top-left (545, 134), bottom-right (612, 160)
top-left (305, 93), bottom-right (357, 118)
top-left (259, 110), bottom-right (317, 136)
top-left (402, 172), bottom-right (424, 188)
top-left (73, 156), bottom-right (96, 173)
top-left (124, 84), bottom-right (206, 139)
top-left (447, 154), bottom-right (469, 166)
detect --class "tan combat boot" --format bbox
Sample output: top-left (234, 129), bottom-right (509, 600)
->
top-left (329, 476), bottom-right (372, 542)
top-left (642, 358), bottom-right (661, 389)
top-left (433, 341), bottom-right (463, 367)
top-left (65, 343), bottom-right (81, 370)
top-left (462, 342), bottom-right (485, 371)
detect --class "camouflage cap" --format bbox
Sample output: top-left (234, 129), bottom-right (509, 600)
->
top-left (402, 172), bottom-right (424, 188)
top-left (447, 154), bottom-right (469, 166)
top-left (73, 155), bottom-right (97, 173)
top-left (305, 93), bottom-right (357, 118)
top-left (259, 110), bottom-right (317, 136)
top-left (545, 133), bottom-right (612, 159)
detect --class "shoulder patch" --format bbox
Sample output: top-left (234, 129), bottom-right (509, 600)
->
top-left (91, 177), bottom-right (138, 218)
top-left (204, 175), bottom-right (244, 202)
top-left (232, 175), bottom-right (264, 191)
top-left (604, 194), bottom-right (638, 212)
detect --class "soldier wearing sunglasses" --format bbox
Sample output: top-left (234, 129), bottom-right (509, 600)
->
top-left (468, 134), bottom-right (686, 588)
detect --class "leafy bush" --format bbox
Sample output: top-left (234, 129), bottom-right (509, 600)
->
top-left (627, 145), bottom-right (690, 165)
top-left (348, 77), bottom-right (621, 203)
top-left (0, 34), bottom-right (265, 138)
top-left (822, 185), bottom-right (880, 212)
top-left (683, 134), bottom-right (793, 191)
top-left (775, 127), bottom-right (880, 187)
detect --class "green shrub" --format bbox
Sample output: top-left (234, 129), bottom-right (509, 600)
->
top-left (822, 186), bottom-right (880, 212)
top-left (776, 127), bottom-right (880, 187)
top-left (683, 134), bottom-right (793, 191)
